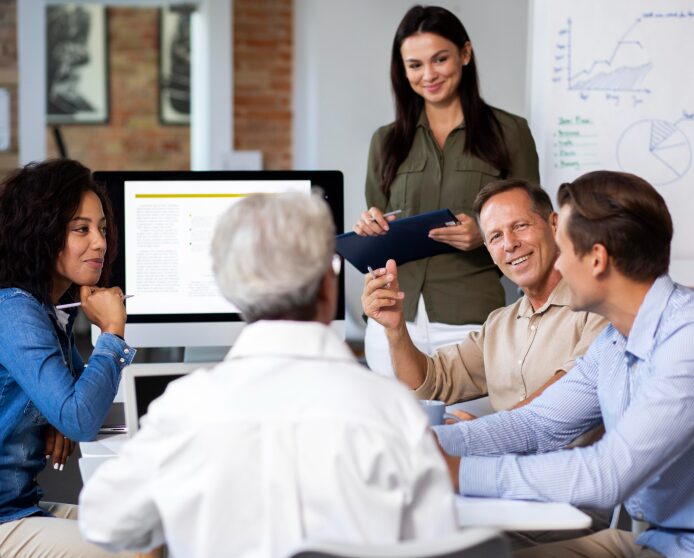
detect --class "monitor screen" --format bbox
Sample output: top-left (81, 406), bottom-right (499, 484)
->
top-left (93, 170), bottom-right (344, 349)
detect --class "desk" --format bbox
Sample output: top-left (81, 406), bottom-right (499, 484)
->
top-left (447, 396), bottom-right (494, 418)
top-left (79, 434), bottom-right (127, 483)
top-left (447, 402), bottom-right (592, 531)
top-left (456, 496), bottom-right (592, 531)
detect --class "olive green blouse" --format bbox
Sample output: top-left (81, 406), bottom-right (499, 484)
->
top-left (365, 107), bottom-right (540, 325)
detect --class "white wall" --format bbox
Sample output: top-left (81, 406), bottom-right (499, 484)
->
top-left (294, 0), bottom-right (532, 340)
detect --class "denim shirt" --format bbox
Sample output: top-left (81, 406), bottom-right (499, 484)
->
top-left (0, 288), bottom-right (135, 523)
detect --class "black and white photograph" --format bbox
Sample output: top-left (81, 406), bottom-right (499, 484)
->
top-left (159, 6), bottom-right (193, 125)
top-left (46, 5), bottom-right (109, 124)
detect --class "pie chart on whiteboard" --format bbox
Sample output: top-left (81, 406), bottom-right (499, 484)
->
top-left (616, 119), bottom-right (692, 186)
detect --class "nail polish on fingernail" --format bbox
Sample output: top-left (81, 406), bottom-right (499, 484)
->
top-left (59, 464), bottom-right (64, 472)
top-left (45, 455), bottom-right (50, 460)
top-left (53, 463), bottom-right (59, 470)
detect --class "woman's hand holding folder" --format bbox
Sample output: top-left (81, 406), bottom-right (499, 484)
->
top-left (352, 207), bottom-right (400, 236)
top-left (428, 212), bottom-right (484, 251)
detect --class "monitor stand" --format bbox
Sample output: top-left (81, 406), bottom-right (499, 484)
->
top-left (184, 346), bottom-right (230, 363)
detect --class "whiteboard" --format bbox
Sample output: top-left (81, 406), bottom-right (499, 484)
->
top-left (529, 0), bottom-right (694, 284)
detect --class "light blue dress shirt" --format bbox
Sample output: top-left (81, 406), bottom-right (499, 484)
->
top-left (434, 276), bottom-right (694, 557)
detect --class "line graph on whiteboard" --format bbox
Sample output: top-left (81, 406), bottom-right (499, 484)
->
top-left (534, 1), bottom-right (694, 267)
top-left (545, 7), bottom-right (694, 185)
top-left (553, 16), bottom-right (653, 106)
top-left (562, 18), bottom-right (651, 95)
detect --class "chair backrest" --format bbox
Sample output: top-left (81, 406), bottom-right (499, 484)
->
top-left (610, 504), bottom-right (649, 534)
top-left (290, 528), bottom-right (510, 558)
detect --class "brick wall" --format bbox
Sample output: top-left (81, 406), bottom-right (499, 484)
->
top-left (0, 1), bottom-right (293, 178)
top-left (46, 7), bottom-right (190, 170)
top-left (233, 0), bottom-right (293, 170)
top-left (0, 1), bottom-right (18, 176)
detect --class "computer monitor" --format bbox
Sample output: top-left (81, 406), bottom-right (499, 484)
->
top-left (92, 170), bottom-right (344, 349)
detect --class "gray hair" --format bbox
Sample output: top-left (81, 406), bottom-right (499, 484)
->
top-left (211, 191), bottom-right (335, 322)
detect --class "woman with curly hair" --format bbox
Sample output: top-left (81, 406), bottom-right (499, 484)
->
top-left (354, 5), bottom-right (540, 375)
top-left (0, 159), bottom-right (134, 556)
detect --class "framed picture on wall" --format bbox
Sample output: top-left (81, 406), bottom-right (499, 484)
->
top-left (159, 6), bottom-right (193, 125)
top-left (46, 5), bottom-right (109, 125)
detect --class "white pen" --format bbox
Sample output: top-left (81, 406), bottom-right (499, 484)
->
top-left (56, 294), bottom-right (134, 310)
top-left (368, 209), bottom-right (402, 222)
top-left (368, 265), bottom-right (392, 289)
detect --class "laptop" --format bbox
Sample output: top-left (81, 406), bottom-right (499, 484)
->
top-left (122, 362), bottom-right (216, 437)
top-left (79, 362), bottom-right (216, 483)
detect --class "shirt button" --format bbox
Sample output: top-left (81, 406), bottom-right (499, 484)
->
top-left (635, 512), bottom-right (644, 520)
top-left (517, 359), bottom-right (522, 365)
top-left (530, 325), bottom-right (537, 331)
top-left (519, 395), bottom-right (525, 402)
top-left (119, 357), bottom-right (125, 363)
top-left (124, 348), bottom-right (130, 354)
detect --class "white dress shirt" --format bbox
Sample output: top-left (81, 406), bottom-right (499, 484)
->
top-left (79, 321), bottom-right (457, 558)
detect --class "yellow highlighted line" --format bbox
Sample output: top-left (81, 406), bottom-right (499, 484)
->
top-left (135, 193), bottom-right (252, 199)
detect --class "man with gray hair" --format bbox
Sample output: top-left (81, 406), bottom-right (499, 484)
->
top-left (78, 192), bottom-right (457, 558)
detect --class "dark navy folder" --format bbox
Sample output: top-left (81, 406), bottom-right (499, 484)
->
top-left (336, 209), bottom-right (459, 274)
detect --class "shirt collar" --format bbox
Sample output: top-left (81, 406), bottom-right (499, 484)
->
top-left (416, 110), bottom-right (465, 131)
top-left (517, 278), bottom-right (572, 318)
top-left (227, 320), bottom-right (357, 363)
top-left (42, 294), bottom-right (78, 330)
top-left (624, 275), bottom-right (675, 360)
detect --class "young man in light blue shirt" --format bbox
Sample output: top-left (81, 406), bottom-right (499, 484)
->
top-left (435, 170), bottom-right (694, 558)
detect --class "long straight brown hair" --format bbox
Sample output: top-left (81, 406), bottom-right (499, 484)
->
top-left (381, 5), bottom-right (510, 194)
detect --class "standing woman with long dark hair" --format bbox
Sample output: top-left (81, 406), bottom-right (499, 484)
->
top-left (355, 5), bottom-right (540, 375)
top-left (0, 159), bottom-right (134, 556)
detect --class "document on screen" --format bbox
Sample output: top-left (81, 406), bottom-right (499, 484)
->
top-left (123, 179), bottom-right (310, 316)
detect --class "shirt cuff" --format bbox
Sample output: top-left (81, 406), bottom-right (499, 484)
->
top-left (93, 332), bottom-right (137, 369)
top-left (432, 423), bottom-right (468, 456)
top-left (459, 457), bottom-right (500, 498)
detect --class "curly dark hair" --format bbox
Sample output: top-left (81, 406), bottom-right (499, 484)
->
top-left (0, 159), bottom-right (117, 303)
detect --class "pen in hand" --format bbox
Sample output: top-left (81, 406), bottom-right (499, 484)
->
top-left (367, 265), bottom-right (392, 289)
top-left (55, 294), bottom-right (134, 310)
top-left (368, 209), bottom-right (402, 222)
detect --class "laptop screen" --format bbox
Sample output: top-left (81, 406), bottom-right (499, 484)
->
top-left (122, 363), bottom-right (215, 436)
top-left (134, 374), bottom-right (186, 427)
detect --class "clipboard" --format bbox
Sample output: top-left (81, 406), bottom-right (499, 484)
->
top-left (336, 209), bottom-right (459, 274)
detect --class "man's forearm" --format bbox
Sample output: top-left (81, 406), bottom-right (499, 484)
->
top-left (385, 323), bottom-right (429, 389)
top-left (436, 438), bottom-right (461, 492)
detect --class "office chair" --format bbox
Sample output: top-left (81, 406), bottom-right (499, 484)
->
top-left (610, 504), bottom-right (649, 535)
top-left (290, 528), bottom-right (510, 558)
